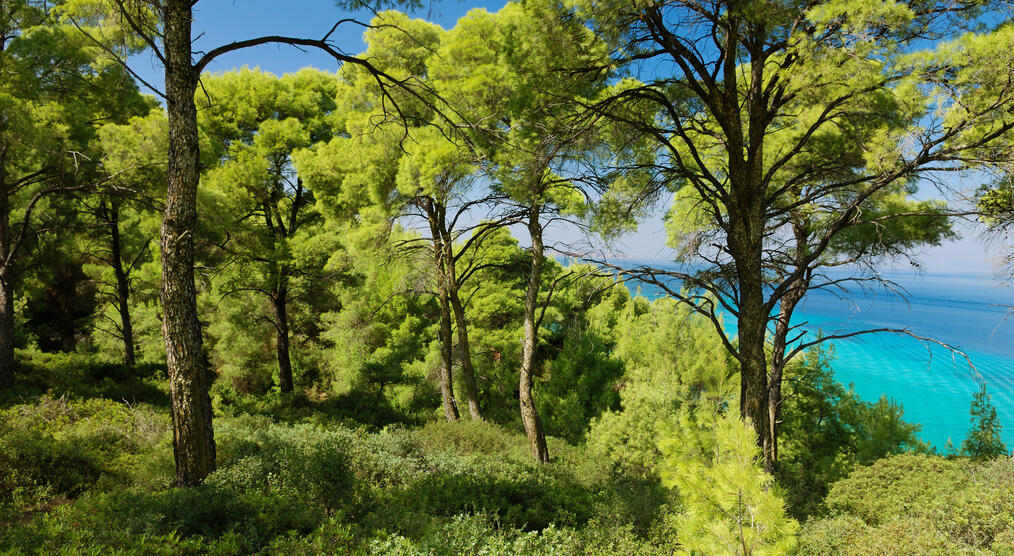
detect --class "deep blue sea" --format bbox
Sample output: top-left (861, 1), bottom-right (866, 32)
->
top-left (621, 266), bottom-right (1014, 450)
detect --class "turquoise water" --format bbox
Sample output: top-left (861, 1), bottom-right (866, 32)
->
top-left (626, 268), bottom-right (1014, 449)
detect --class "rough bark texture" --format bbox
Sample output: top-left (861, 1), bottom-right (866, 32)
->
top-left (427, 200), bottom-right (458, 421)
top-left (163, 0), bottom-right (215, 486)
top-left (726, 19), bottom-right (774, 471)
top-left (735, 251), bottom-right (772, 471)
top-left (107, 201), bottom-right (136, 367)
top-left (520, 206), bottom-right (549, 463)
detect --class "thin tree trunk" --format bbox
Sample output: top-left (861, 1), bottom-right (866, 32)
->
top-left (163, 0), bottom-right (215, 486)
top-left (0, 14), bottom-right (11, 389)
top-left (272, 280), bottom-right (293, 393)
top-left (264, 194), bottom-right (294, 394)
top-left (0, 163), bottom-right (12, 389)
top-left (520, 205), bottom-right (549, 463)
top-left (449, 286), bottom-right (483, 421)
top-left (426, 199), bottom-right (458, 421)
top-left (0, 267), bottom-right (13, 390)
top-left (107, 201), bottom-right (136, 367)
top-left (767, 224), bottom-right (809, 463)
top-left (440, 222), bottom-right (483, 421)
top-left (768, 279), bottom-right (804, 463)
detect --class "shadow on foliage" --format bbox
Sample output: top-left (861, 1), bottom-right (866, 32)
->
top-left (2, 350), bottom-right (168, 409)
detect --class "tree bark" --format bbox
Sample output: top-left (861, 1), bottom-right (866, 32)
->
top-left (107, 201), bottom-right (136, 367)
top-left (163, 0), bottom-right (215, 486)
top-left (264, 194), bottom-right (294, 394)
top-left (726, 21), bottom-right (773, 470)
top-left (767, 223), bottom-right (810, 463)
top-left (0, 164), bottom-right (13, 389)
top-left (768, 279), bottom-right (804, 463)
top-left (0, 267), bottom-right (14, 390)
top-left (736, 258), bottom-right (772, 471)
top-left (449, 286), bottom-right (483, 421)
top-left (272, 281), bottom-right (293, 393)
top-left (520, 205), bottom-right (549, 463)
top-left (426, 199), bottom-right (458, 421)
top-left (440, 220), bottom-right (483, 421)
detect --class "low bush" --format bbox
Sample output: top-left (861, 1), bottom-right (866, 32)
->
top-left (801, 453), bottom-right (1014, 554)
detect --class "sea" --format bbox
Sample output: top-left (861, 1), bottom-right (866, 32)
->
top-left (618, 264), bottom-right (1014, 450)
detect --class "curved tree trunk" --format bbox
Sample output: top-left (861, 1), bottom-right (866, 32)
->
top-left (107, 201), bottom-right (136, 367)
top-left (163, 0), bottom-right (215, 486)
top-left (768, 278), bottom-right (805, 463)
top-left (520, 205), bottom-right (549, 463)
top-left (440, 222), bottom-right (483, 421)
top-left (449, 286), bottom-right (484, 421)
top-left (768, 223), bottom-right (810, 463)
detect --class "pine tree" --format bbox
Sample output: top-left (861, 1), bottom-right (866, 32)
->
top-left (961, 381), bottom-right (1008, 461)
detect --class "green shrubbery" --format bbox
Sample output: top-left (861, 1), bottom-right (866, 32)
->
top-left (3, 303), bottom-right (1012, 554)
top-left (0, 393), bottom-right (675, 554)
top-left (3, 350), bottom-right (168, 407)
top-left (801, 453), bottom-right (1014, 554)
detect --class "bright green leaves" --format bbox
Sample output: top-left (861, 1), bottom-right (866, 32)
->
top-left (394, 126), bottom-right (474, 199)
top-left (587, 297), bottom-right (733, 471)
top-left (660, 407), bottom-right (800, 556)
top-left (95, 111), bottom-right (169, 190)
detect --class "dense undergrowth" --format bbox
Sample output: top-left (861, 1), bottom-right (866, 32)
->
top-left (2, 351), bottom-right (1012, 555)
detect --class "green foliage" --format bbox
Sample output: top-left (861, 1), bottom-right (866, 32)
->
top-left (3, 350), bottom-right (167, 406)
top-left (1, 388), bottom-right (672, 554)
top-left (0, 394), bottom-right (171, 520)
top-left (801, 454), bottom-right (1014, 554)
top-left (587, 297), bottom-right (732, 472)
top-left (961, 380), bottom-right (1008, 461)
top-left (659, 404), bottom-right (799, 555)
top-left (776, 346), bottom-right (926, 518)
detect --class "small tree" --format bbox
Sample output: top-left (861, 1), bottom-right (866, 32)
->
top-left (961, 381), bottom-right (1008, 461)
top-left (660, 406), bottom-right (799, 555)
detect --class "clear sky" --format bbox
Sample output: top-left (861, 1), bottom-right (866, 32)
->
top-left (131, 0), bottom-right (1012, 280)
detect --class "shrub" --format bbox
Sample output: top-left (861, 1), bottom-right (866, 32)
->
top-left (802, 453), bottom-right (1014, 553)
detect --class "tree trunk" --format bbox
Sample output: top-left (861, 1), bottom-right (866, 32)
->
top-left (728, 177), bottom-right (772, 470)
top-left (0, 268), bottom-right (14, 390)
top-left (108, 201), bottom-right (136, 367)
top-left (440, 221), bottom-right (483, 421)
top-left (0, 171), bottom-right (13, 389)
top-left (520, 206), bottom-right (549, 463)
top-left (768, 224), bottom-right (810, 463)
top-left (449, 286), bottom-right (484, 421)
top-left (272, 281), bottom-right (293, 393)
top-left (737, 272), bottom-right (771, 470)
top-left (426, 199), bottom-right (458, 421)
top-left (163, 0), bottom-right (215, 486)
top-left (768, 279), bottom-right (804, 463)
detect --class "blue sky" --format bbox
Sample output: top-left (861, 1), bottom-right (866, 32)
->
top-left (131, 0), bottom-right (1010, 278)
